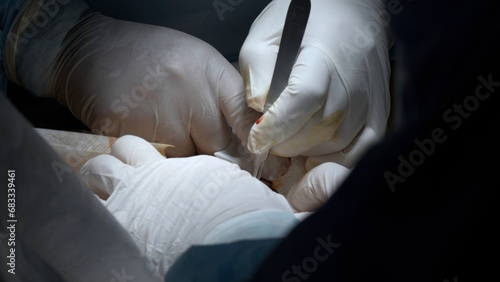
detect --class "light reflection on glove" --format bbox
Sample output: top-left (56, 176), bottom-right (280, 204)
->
top-left (240, 0), bottom-right (392, 168)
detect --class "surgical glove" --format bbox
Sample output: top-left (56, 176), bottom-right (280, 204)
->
top-left (0, 94), bottom-right (159, 282)
top-left (79, 135), bottom-right (296, 277)
top-left (287, 162), bottom-right (350, 212)
top-left (240, 0), bottom-right (392, 168)
top-left (4, 0), bottom-right (260, 158)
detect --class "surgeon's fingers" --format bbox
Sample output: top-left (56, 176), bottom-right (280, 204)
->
top-left (240, 43), bottom-right (278, 112)
top-left (218, 83), bottom-right (293, 182)
top-left (287, 162), bottom-right (351, 212)
top-left (189, 52), bottom-right (246, 155)
top-left (305, 124), bottom-right (381, 170)
top-left (80, 154), bottom-right (134, 200)
top-left (218, 59), bottom-right (262, 148)
top-left (239, 0), bottom-right (286, 112)
top-left (248, 46), bottom-right (336, 155)
top-left (111, 135), bottom-right (165, 167)
top-left (217, 57), bottom-right (293, 181)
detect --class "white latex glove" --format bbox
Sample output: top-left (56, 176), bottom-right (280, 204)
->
top-left (4, 0), bottom-right (258, 158)
top-left (240, 0), bottom-right (392, 168)
top-left (287, 162), bottom-right (350, 212)
top-left (79, 135), bottom-right (295, 277)
top-left (0, 94), bottom-right (159, 282)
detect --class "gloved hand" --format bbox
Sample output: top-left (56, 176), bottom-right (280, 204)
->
top-left (240, 0), bottom-right (392, 168)
top-left (4, 0), bottom-right (258, 158)
top-left (286, 162), bottom-right (350, 212)
top-left (79, 135), bottom-right (296, 277)
top-left (0, 93), bottom-right (159, 282)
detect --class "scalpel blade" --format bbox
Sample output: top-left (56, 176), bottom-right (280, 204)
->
top-left (264, 0), bottom-right (311, 113)
top-left (253, 0), bottom-right (311, 179)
